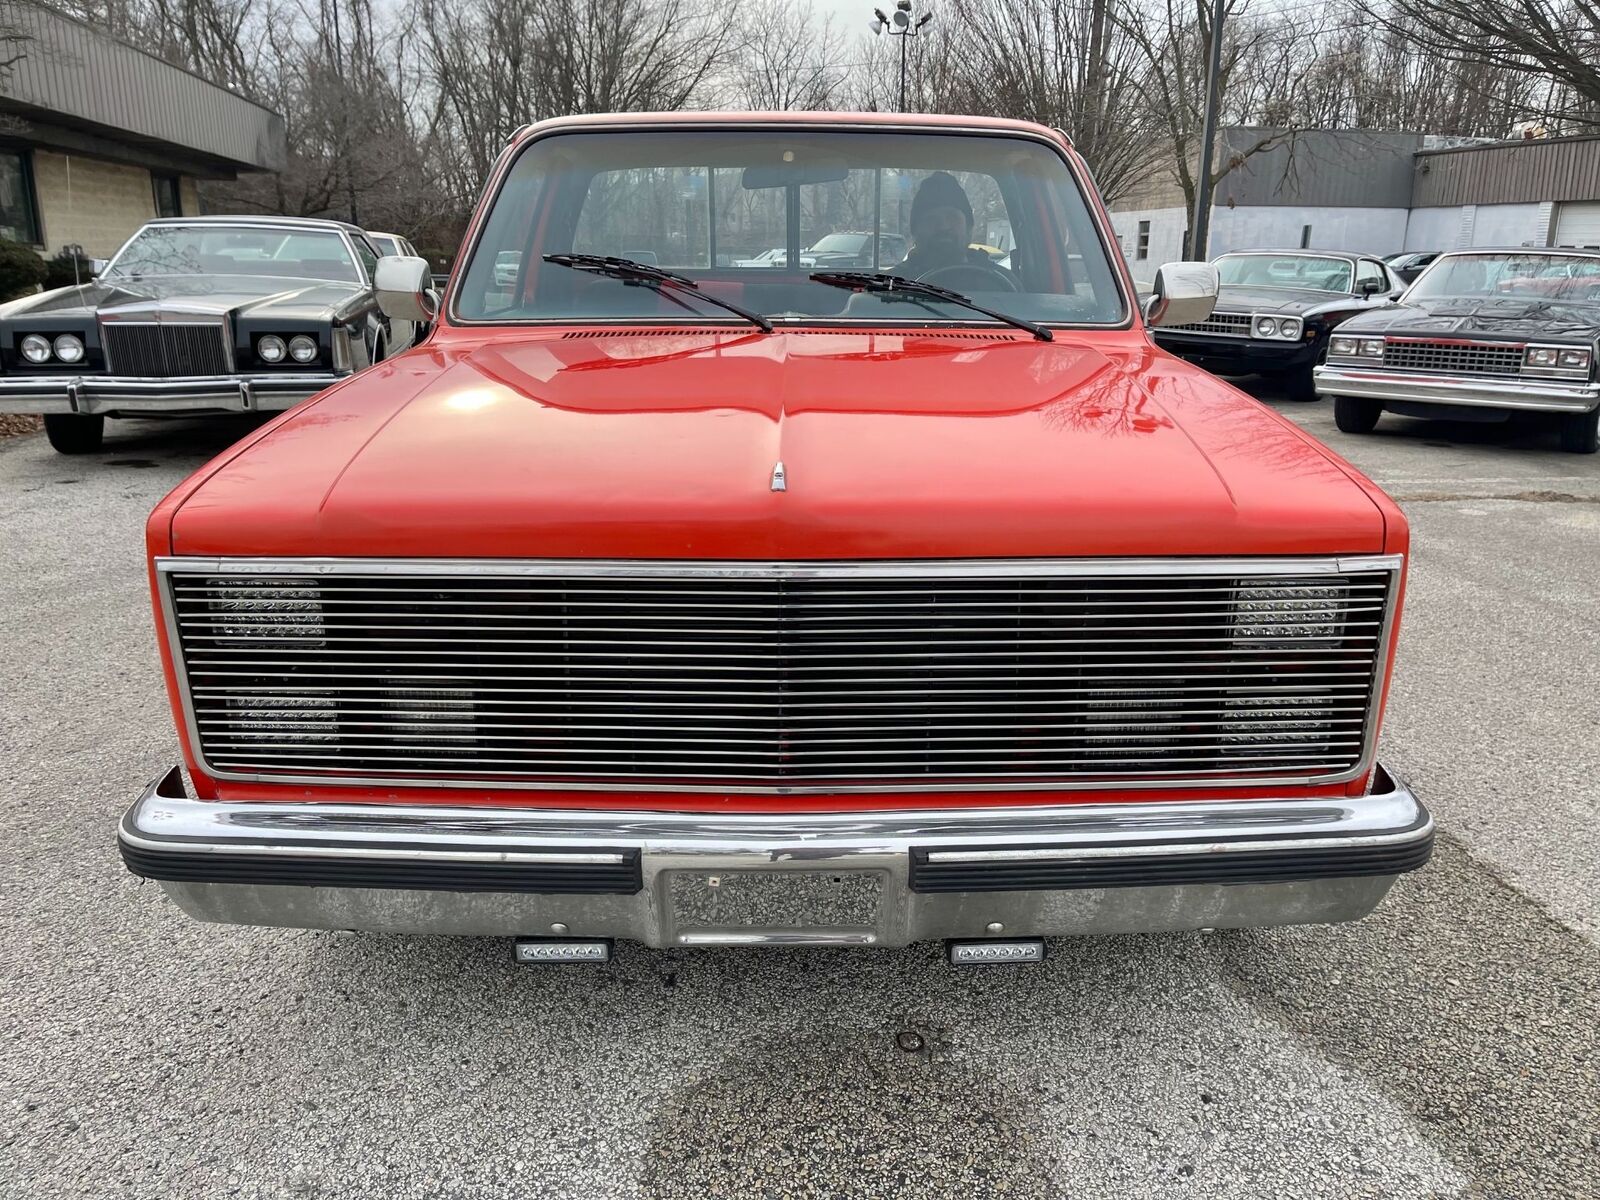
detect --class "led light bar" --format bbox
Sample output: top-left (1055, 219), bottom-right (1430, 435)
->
top-left (947, 939), bottom-right (1046, 966)
top-left (513, 938), bottom-right (613, 964)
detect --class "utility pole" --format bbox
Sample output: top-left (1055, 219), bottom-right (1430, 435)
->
top-left (1188, 0), bottom-right (1226, 260)
top-left (871, 1), bottom-right (934, 112)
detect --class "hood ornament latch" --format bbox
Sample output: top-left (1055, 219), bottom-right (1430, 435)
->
top-left (770, 461), bottom-right (787, 492)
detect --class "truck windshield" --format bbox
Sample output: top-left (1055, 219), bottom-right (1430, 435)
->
top-left (1407, 252), bottom-right (1600, 304)
top-left (454, 128), bottom-right (1126, 328)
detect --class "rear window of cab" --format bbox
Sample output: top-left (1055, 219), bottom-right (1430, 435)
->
top-left (453, 128), bottom-right (1129, 329)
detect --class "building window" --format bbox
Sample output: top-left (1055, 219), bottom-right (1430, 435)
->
top-left (1136, 220), bottom-right (1151, 261)
top-left (0, 149), bottom-right (42, 244)
top-left (1300, 224), bottom-right (1313, 249)
top-left (152, 173), bottom-right (182, 218)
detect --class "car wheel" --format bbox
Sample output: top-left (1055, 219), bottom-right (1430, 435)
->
top-left (1559, 407), bottom-right (1599, 454)
top-left (43, 413), bottom-right (105, 454)
top-left (1279, 369), bottom-right (1320, 403)
top-left (1333, 396), bottom-right (1382, 434)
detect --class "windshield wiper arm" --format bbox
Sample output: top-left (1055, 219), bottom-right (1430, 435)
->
top-left (542, 253), bottom-right (772, 332)
top-left (807, 271), bottom-right (1052, 341)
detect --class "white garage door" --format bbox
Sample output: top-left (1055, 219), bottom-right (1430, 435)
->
top-left (1553, 202), bottom-right (1600, 249)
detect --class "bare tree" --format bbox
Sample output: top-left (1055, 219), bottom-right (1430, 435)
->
top-left (931, 0), bottom-right (1160, 203)
top-left (1116, 0), bottom-right (1313, 222)
top-left (1359, 0), bottom-right (1600, 130)
top-left (417, 0), bottom-right (732, 202)
top-left (735, 0), bottom-right (844, 111)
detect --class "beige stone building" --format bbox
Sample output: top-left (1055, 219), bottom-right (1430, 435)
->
top-left (0, 0), bottom-right (283, 260)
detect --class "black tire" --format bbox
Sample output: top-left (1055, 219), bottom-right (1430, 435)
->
top-left (1333, 395), bottom-right (1382, 434)
top-left (1279, 368), bottom-right (1320, 403)
top-left (43, 413), bottom-right (105, 454)
top-left (1559, 407), bottom-right (1599, 454)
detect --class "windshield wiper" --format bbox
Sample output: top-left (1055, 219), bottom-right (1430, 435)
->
top-left (808, 271), bottom-right (1052, 341)
top-left (542, 253), bottom-right (772, 332)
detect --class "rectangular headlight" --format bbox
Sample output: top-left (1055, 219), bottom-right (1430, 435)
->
top-left (206, 577), bottom-right (325, 645)
top-left (1329, 335), bottom-right (1361, 357)
top-left (1359, 338), bottom-right (1385, 358)
top-left (1560, 348), bottom-right (1591, 370)
top-left (1525, 347), bottom-right (1559, 367)
top-left (1232, 579), bottom-right (1348, 646)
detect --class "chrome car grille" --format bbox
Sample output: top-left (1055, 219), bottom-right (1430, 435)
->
top-left (160, 559), bottom-right (1398, 793)
top-left (103, 322), bottom-right (231, 377)
top-left (1166, 311), bottom-right (1253, 337)
top-left (1380, 339), bottom-right (1523, 377)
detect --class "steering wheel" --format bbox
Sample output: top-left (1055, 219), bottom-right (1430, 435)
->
top-left (915, 262), bottom-right (1019, 293)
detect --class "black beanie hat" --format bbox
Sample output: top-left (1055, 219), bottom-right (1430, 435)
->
top-left (911, 172), bottom-right (973, 226)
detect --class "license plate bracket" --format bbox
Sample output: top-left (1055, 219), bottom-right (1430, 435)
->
top-left (666, 869), bottom-right (885, 943)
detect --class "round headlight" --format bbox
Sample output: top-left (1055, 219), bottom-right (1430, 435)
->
top-left (1255, 317), bottom-right (1278, 338)
top-left (288, 334), bottom-right (318, 364)
top-left (257, 335), bottom-right (287, 364)
top-left (21, 333), bottom-right (51, 363)
top-left (52, 333), bottom-right (85, 364)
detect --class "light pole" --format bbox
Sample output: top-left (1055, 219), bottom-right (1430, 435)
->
top-left (1188, 0), bottom-right (1227, 260)
top-left (871, 1), bottom-right (933, 112)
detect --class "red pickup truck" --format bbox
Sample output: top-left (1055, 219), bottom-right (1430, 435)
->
top-left (120, 112), bottom-right (1429, 965)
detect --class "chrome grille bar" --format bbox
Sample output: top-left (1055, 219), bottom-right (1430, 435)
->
top-left (159, 556), bottom-right (1401, 793)
top-left (103, 321), bottom-right (232, 377)
top-left (1166, 310), bottom-right (1254, 338)
top-left (1380, 339), bottom-right (1523, 377)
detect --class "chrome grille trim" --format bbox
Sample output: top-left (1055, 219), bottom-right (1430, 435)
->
top-left (1380, 339), bottom-right (1524, 377)
top-left (1166, 311), bottom-right (1254, 337)
top-left (157, 556), bottom-right (1402, 794)
top-left (102, 321), bottom-right (232, 377)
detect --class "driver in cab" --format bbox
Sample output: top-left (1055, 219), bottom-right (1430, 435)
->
top-left (893, 172), bottom-right (994, 279)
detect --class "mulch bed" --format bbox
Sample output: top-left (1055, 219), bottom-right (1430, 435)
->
top-left (0, 413), bottom-right (41, 439)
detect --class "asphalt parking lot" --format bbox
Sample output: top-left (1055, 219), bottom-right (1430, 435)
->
top-left (2, 387), bottom-right (1596, 1199)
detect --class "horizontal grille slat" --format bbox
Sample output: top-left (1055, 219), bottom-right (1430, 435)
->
top-left (1380, 339), bottom-right (1524, 377)
top-left (1166, 310), bottom-right (1254, 337)
top-left (165, 561), bottom-right (1396, 792)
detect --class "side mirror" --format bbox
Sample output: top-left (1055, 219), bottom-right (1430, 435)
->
top-left (1142, 261), bottom-right (1219, 328)
top-left (1359, 278), bottom-right (1385, 297)
top-left (375, 255), bottom-right (439, 323)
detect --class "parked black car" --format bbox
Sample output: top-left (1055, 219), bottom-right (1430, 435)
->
top-left (0, 216), bottom-right (415, 454)
top-left (1153, 250), bottom-right (1405, 400)
top-left (1315, 247), bottom-right (1600, 453)
top-left (1385, 250), bottom-right (1441, 284)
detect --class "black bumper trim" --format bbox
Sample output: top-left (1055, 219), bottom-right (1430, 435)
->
top-left (119, 841), bottom-right (644, 895)
top-left (909, 831), bottom-right (1434, 893)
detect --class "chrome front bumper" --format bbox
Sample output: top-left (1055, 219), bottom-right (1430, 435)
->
top-left (1313, 365), bottom-right (1600, 413)
top-left (0, 372), bottom-right (341, 416)
top-left (120, 766), bottom-right (1432, 948)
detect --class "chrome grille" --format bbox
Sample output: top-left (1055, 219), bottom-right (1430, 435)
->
top-left (1380, 339), bottom-right (1523, 377)
top-left (161, 559), bottom-right (1398, 793)
top-left (1167, 311), bottom-right (1253, 337)
top-left (103, 322), bottom-right (231, 376)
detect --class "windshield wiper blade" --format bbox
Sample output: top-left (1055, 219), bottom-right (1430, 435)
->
top-left (808, 271), bottom-right (1052, 341)
top-left (542, 253), bottom-right (773, 332)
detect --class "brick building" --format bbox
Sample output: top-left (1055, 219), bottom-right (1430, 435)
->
top-left (0, 0), bottom-right (284, 259)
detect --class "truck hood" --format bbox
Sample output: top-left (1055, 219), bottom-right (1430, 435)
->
top-left (163, 328), bottom-right (1390, 558)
